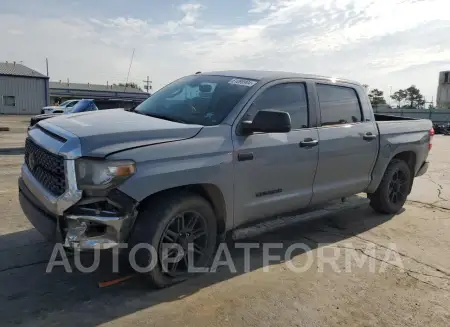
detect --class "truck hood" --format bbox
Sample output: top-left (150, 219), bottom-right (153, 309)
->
top-left (38, 109), bottom-right (203, 157)
top-left (30, 113), bottom-right (61, 126)
top-left (33, 113), bottom-right (61, 120)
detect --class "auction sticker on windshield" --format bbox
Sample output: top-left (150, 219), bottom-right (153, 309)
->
top-left (228, 78), bottom-right (257, 87)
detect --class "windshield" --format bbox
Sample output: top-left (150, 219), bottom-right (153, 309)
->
top-left (67, 99), bottom-right (98, 113)
top-left (134, 75), bottom-right (258, 126)
top-left (58, 100), bottom-right (72, 107)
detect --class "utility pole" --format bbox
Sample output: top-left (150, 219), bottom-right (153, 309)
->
top-left (123, 48), bottom-right (135, 92)
top-left (143, 76), bottom-right (152, 94)
top-left (388, 85), bottom-right (392, 106)
top-left (45, 58), bottom-right (49, 106)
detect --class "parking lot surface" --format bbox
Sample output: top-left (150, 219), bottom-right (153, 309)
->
top-left (0, 128), bottom-right (449, 326)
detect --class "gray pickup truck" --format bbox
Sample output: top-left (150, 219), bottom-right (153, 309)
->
top-left (19, 70), bottom-right (432, 287)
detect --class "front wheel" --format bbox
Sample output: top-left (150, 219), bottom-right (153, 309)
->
top-left (369, 159), bottom-right (412, 214)
top-left (128, 191), bottom-right (217, 288)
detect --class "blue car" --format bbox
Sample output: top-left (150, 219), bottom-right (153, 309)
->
top-left (30, 99), bottom-right (99, 128)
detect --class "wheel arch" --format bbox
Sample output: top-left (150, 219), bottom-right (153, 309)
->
top-left (392, 151), bottom-right (416, 170)
top-left (137, 183), bottom-right (227, 236)
top-left (391, 151), bottom-right (416, 193)
top-left (367, 148), bottom-right (418, 194)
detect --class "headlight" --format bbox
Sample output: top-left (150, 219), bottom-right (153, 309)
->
top-left (75, 159), bottom-right (136, 190)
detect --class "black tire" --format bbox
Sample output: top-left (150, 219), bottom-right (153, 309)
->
top-left (128, 191), bottom-right (217, 288)
top-left (369, 159), bottom-right (412, 214)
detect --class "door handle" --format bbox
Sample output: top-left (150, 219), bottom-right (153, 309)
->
top-left (237, 152), bottom-right (254, 161)
top-left (363, 132), bottom-right (377, 141)
top-left (299, 138), bottom-right (319, 148)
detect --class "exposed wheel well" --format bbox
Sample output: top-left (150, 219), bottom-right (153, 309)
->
top-left (392, 151), bottom-right (416, 173)
top-left (137, 184), bottom-right (227, 236)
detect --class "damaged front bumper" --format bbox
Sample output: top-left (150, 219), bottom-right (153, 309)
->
top-left (19, 125), bottom-right (139, 250)
top-left (19, 164), bottom-right (138, 250)
top-left (62, 191), bottom-right (138, 250)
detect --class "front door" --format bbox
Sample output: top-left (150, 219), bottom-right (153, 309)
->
top-left (232, 81), bottom-right (319, 227)
top-left (311, 83), bottom-right (378, 204)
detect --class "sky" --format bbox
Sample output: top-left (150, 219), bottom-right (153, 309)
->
top-left (1, 0), bottom-right (449, 104)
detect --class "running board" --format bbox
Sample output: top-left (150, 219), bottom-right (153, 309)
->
top-left (231, 195), bottom-right (369, 240)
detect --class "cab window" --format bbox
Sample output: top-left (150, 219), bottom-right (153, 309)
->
top-left (247, 83), bottom-right (308, 129)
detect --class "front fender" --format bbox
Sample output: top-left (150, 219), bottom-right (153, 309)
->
top-left (107, 126), bottom-right (235, 228)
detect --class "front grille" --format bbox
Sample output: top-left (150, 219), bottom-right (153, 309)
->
top-left (25, 138), bottom-right (66, 196)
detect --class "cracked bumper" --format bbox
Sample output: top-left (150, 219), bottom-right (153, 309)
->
top-left (20, 126), bottom-right (138, 250)
top-left (19, 176), bottom-right (138, 250)
top-left (63, 206), bottom-right (137, 250)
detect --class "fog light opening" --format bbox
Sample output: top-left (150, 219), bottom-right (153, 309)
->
top-left (83, 221), bottom-right (107, 237)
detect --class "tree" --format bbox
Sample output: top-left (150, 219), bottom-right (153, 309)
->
top-left (404, 85), bottom-right (425, 109)
top-left (390, 89), bottom-right (407, 108)
top-left (118, 82), bottom-right (142, 90)
top-left (368, 89), bottom-right (386, 107)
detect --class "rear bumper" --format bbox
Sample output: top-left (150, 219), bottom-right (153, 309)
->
top-left (416, 161), bottom-right (429, 177)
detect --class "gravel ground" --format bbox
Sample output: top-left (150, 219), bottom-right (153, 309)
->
top-left (0, 132), bottom-right (449, 327)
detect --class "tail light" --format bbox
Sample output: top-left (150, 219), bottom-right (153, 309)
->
top-left (429, 127), bottom-right (434, 150)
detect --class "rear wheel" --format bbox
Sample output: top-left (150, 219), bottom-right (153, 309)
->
top-left (128, 191), bottom-right (217, 288)
top-left (369, 159), bottom-right (412, 214)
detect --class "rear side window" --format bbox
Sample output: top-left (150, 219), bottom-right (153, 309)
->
top-left (249, 83), bottom-right (308, 129)
top-left (317, 84), bottom-right (362, 126)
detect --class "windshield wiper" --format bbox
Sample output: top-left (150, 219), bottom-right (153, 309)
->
top-left (137, 112), bottom-right (189, 124)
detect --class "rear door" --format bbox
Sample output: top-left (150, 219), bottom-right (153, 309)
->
top-left (232, 80), bottom-right (320, 226)
top-left (311, 82), bottom-right (378, 204)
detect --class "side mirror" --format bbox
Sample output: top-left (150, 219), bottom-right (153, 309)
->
top-left (241, 109), bottom-right (291, 134)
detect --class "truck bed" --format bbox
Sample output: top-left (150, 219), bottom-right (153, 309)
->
top-left (374, 113), bottom-right (416, 121)
top-left (375, 113), bottom-right (432, 146)
top-left (367, 114), bottom-right (432, 193)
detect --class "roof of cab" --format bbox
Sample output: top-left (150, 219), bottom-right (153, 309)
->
top-left (198, 70), bottom-right (362, 87)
